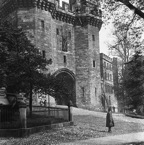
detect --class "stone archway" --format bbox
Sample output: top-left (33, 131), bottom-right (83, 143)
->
top-left (53, 69), bottom-right (76, 106)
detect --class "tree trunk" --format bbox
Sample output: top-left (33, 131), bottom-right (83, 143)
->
top-left (29, 82), bottom-right (33, 117)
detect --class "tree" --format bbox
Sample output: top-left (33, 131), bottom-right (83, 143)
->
top-left (0, 21), bottom-right (52, 115)
top-left (115, 0), bottom-right (144, 19)
top-left (107, 17), bottom-right (143, 103)
top-left (36, 74), bottom-right (72, 105)
top-left (102, 0), bottom-right (144, 109)
top-left (102, 0), bottom-right (144, 20)
top-left (124, 51), bottom-right (144, 109)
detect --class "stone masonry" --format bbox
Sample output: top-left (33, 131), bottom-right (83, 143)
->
top-left (0, 0), bottom-right (104, 110)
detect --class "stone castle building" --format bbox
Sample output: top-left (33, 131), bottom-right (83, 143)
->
top-left (0, 0), bottom-right (115, 110)
top-left (100, 53), bottom-right (118, 111)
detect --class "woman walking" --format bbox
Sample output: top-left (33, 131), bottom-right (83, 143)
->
top-left (106, 107), bottom-right (114, 132)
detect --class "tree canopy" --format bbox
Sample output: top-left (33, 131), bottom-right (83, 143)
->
top-left (0, 20), bottom-right (72, 113)
top-left (0, 21), bottom-right (54, 114)
top-left (103, 0), bottom-right (144, 20)
top-left (124, 51), bottom-right (144, 109)
top-left (0, 21), bottom-right (51, 92)
top-left (100, 0), bottom-right (144, 110)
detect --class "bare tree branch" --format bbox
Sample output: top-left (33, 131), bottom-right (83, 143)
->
top-left (117, 0), bottom-right (144, 19)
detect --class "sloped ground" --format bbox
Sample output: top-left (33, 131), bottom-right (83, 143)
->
top-left (2, 108), bottom-right (144, 145)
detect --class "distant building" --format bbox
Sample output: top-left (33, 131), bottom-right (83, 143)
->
top-left (100, 53), bottom-right (118, 112)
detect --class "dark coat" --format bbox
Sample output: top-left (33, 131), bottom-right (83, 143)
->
top-left (106, 111), bottom-right (114, 127)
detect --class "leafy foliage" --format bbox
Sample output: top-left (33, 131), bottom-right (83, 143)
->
top-left (0, 20), bottom-right (74, 112)
top-left (35, 74), bottom-right (71, 105)
top-left (101, 0), bottom-right (144, 108)
top-left (124, 51), bottom-right (144, 108)
top-left (102, 0), bottom-right (144, 20)
top-left (0, 21), bottom-right (54, 115)
top-left (0, 21), bottom-right (50, 91)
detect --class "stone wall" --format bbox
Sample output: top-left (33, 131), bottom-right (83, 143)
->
top-left (74, 25), bottom-right (90, 108)
top-left (74, 25), bottom-right (102, 110)
top-left (2, 4), bottom-right (103, 110)
top-left (88, 25), bottom-right (102, 110)
top-left (16, 7), bottom-right (76, 75)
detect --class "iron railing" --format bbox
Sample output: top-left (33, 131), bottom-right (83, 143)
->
top-left (0, 105), bottom-right (70, 129)
top-left (32, 105), bottom-right (69, 121)
top-left (0, 105), bottom-right (20, 129)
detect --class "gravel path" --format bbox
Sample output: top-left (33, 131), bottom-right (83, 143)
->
top-left (72, 107), bottom-right (144, 124)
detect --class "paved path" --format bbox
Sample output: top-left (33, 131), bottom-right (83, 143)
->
top-left (1, 107), bottom-right (144, 145)
top-left (72, 107), bottom-right (144, 124)
top-left (60, 132), bottom-right (144, 145)
top-left (60, 108), bottom-right (144, 145)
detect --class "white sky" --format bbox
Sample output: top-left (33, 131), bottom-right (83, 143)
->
top-left (60, 0), bottom-right (110, 55)
top-left (60, 0), bottom-right (69, 6)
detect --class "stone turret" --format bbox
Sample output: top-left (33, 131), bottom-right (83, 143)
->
top-left (68, 0), bottom-right (102, 109)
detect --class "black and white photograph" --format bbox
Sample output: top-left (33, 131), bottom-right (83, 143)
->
top-left (0, 0), bottom-right (144, 144)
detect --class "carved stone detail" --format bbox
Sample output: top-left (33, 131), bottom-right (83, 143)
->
top-left (0, 0), bottom-right (102, 30)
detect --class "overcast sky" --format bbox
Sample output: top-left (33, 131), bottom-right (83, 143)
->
top-left (60, 0), bottom-right (110, 55)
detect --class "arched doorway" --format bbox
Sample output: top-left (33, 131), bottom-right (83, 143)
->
top-left (53, 69), bottom-right (76, 106)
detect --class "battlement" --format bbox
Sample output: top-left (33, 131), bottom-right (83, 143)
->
top-left (100, 53), bottom-right (113, 63)
top-left (0, 0), bottom-right (102, 29)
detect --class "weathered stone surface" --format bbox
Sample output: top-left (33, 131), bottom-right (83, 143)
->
top-left (0, 0), bottom-right (105, 110)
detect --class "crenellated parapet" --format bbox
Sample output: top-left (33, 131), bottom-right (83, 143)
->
top-left (0, 0), bottom-right (102, 29)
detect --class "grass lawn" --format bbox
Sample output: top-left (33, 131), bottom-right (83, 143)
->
top-left (2, 115), bottom-right (144, 145)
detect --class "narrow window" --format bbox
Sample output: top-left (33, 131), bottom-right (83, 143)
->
top-left (81, 87), bottom-right (85, 103)
top-left (105, 72), bottom-right (107, 80)
top-left (110, 74), bottom-right (112, 81)
top-left (95, 88), bottom-right (97, 98)
top-left (92, 35), bottom-right (95, 41)
top-left (42, 50), bottom-right (46, 58)
top-left (106, 63), bottom-right (108, 69)
top-left (64, 55), bottom-right (66, 63)
top-left (106, 73), bottom-right (108, 80)
top-left (93, 60), bottom-right (95, 67)
top-left (109, 96), bottom-right (111, 105)
top-left (104, 61), bottom-right (106, 68)
top-left (41, 20), bottom-right (44, 30)
top-left (110, 64), bottom-right (112, 70)
top-left (68, 31), bottom-right (71, 39)
top-left (56, 28), bottom-right (59, 35)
